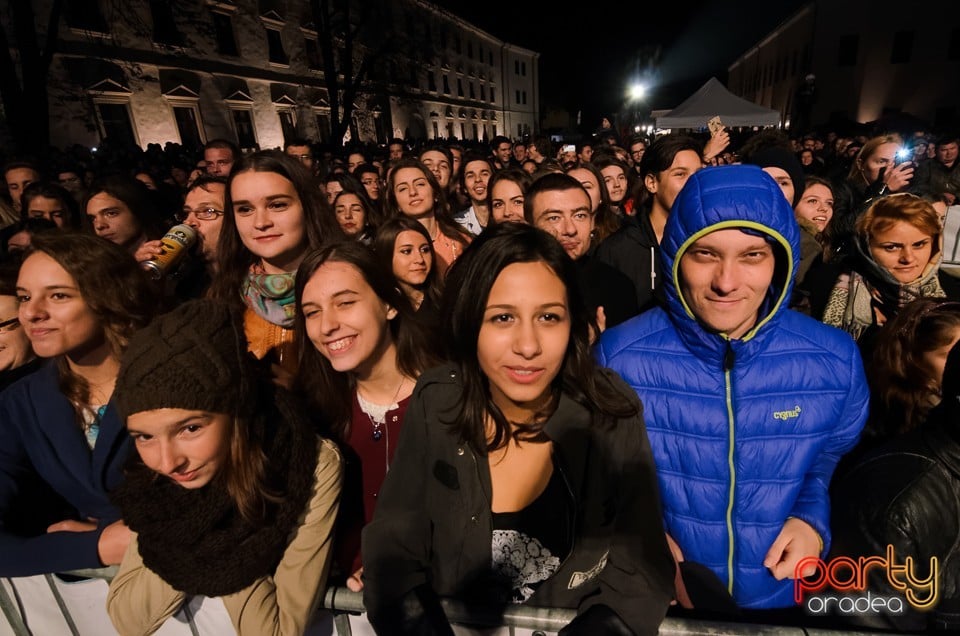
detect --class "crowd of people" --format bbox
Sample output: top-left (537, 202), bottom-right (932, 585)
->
top-left (0, 117), bottom-right (959, 635)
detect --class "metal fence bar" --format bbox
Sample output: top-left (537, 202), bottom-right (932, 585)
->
top-left (0, 572), bottom-right (909, 636)
top-left (0, 580), bottom-right (30, 636)
top-left (318, 587), bottom-right (901, 635)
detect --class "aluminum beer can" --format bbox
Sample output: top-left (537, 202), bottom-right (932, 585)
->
top-left (143, 223), bottom-right (198, 280)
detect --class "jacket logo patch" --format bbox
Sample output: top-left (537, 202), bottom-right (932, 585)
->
top-left (433, 461), bottom-right (459, 490)
top-left (567, 550), bottom-right (608, 589)
top-left (773, 405), bottom-right (802, 421)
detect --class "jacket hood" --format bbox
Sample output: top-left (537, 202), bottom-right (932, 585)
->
top-left (662, 165), bottom-right (800, 347)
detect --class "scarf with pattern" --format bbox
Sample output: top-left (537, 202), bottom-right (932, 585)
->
top-left (241, 264), bottom-right (297, 328)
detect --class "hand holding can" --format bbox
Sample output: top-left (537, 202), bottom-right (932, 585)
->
top-left (142, 224), bottom-right (198, 279)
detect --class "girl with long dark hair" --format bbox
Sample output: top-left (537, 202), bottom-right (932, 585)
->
top-left (294, 241), bottom-right (438, 593)
top-left (362, 222), bottom-right (674, 634)
top-left (211, 150), bottom-right (344, 377)
top-left (384, 157), bottom-right (472, 279)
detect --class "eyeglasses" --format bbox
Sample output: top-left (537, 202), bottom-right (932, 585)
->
top-left (0, 317), bottom-right (20, 333)
top-left (176, 207), bottom-right (223, 222)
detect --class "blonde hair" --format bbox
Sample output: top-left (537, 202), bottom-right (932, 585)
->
top-left (848, 134), bottom-right (903, 184)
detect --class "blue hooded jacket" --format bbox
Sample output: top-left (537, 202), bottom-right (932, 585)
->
top-left (596, 165), bottom-right (868, 609)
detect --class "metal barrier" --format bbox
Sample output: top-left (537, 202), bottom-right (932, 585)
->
top-left (0, 569), bottom-right (914, 635)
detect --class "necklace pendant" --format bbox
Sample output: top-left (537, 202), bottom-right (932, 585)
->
top-left (372, 426), bottom-right (383, 442)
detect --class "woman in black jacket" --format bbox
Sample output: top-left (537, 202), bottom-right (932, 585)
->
top-left (361, 222), bottom-right (674, 635)
top-left (831, 339), bottom-right (960, 632)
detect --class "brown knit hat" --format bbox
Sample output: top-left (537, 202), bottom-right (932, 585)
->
top-left (114, 299), bottom-right (254, 420)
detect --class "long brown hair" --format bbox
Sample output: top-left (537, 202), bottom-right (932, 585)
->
top-left (293, 241), bottom-right (440, 441)
top-left (211, 150), bottom-right (344, 307)
top-left (868, 298), bottom-right (960, 436)
top-left (24, 232), bottom-right (157, 421)
top-left (372, 216), bottom-right (444, 310)
top-left (383, 157), bottom-right (472, 245)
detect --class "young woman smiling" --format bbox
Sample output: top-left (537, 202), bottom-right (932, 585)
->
top-left (107, 299), bottom-right (342, 635)
top-left (384, 157), bottom-right (472, 280)
top-left (0, 231), bottom-right (156, 575)
top-left (294, 241), bottom-right (437, 593)
top-left (373, 216), bottom-right (443, 328)
top-left (361, 223), bottom-right (673, 634)
top-left (211, 151), bottom-right (344, 378)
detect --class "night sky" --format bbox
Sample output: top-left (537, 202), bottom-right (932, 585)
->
top-left (432, 0), bottom-right (808, 129)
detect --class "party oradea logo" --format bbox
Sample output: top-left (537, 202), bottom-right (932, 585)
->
top-left (794, 545), bottom-right (938, 616)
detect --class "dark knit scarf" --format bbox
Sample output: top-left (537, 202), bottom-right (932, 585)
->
top-left (111, 388), bottom-right (318, 597)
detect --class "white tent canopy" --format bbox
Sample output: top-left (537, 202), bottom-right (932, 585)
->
top-left (656, 77), bottom-right (781, 129)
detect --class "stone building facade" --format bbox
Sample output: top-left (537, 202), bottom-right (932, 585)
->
top-left (726, 1), bottom-right (960, 132)
top-left (32, 0), bottom-right (539, 152)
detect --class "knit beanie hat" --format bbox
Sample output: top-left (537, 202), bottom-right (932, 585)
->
top-left (114, 299), bottom-right (254, 420)
top-left (744, 147), bottom-right (806, 207)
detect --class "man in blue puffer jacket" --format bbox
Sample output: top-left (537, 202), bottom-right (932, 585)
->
top-left (596, 165), bottom-right (869, 610)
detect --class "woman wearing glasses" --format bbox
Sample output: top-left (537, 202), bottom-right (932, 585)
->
top-left (294, 240), bottom-right (438, 594)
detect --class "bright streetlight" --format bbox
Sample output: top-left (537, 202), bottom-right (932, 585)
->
top-left (629, 83), bottom-right (647, 101)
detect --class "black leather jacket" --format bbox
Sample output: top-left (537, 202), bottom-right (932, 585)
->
top-left (830, 412), bottom-right (960, 632)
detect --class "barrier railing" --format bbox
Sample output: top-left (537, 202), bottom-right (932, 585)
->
top-left (0, 568), bottom-right (914, 635)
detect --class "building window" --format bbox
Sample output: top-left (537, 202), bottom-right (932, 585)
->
top-left (838, 34), bottom-right (858, 67)
top-left (66, 0), bottom-right (108, 33)
top-left (231, 108), bottom-right (258, 150)
top-left (469, 82), bottom-right (475, 99)
top-left (480, 84), bottom-right (486, 101)
top-left (265, 28), bottom-right (288, 65)
top-left (428, 73), bottom-right (437, 92)
top-left (432, 121), bottom-right (439, 139)
top-left (93, 100), bottom-right (138, 147)
top-left (950, 27), bottom-right (960, 61)
top-left (891, 30), bottom-right (914, 64)
top-left (517, 123), bottom-right (522, 137)
top-left (460, 123), bottom-right (466, 139)
top-left (304, 36), bottom-right (321, 70)
top-left (521, 62), bottom-right (526, 76)
top-left (515, 89), bottom-right (520, 104)
top-left (522, 91), bottom-right (527, 105)
top-left (490, 87), bottom-right (495, 103)
top-left (443, 75), bottom-right (450, 94)
top-left (149, 0), bottom-right (182, 46)
top-left (212, 12), bottom-right (238, 56)
top-left (457, 78), bottom-right (463, 97)
top-left (514, 60), bottom-right (519, 74)
top-left (171, 104), bottom-right (204, 149)
top-left (314, 111), bottom-right (330, 142)
top-left (467, 41), bottom-right (473, 59)
top-left (277, 108), bottom-right (297, 142)
top-left (472, 123), bottom-right (478, 139)
top-left (446, 122), bottom-right (454, 138)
